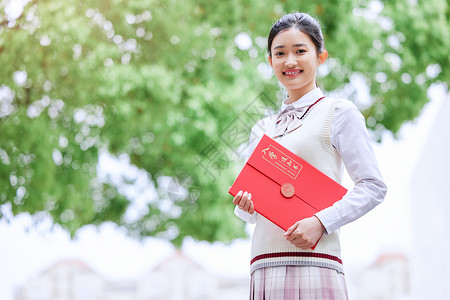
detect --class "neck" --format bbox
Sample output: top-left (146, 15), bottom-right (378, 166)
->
top-left (286, 85), bottom-right (317, 104)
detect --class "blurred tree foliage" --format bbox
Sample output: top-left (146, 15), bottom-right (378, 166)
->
top-left (0, 0), bottom-right (448, 246)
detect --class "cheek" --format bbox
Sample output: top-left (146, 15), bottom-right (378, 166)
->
top-left (272, 60), bottom-right (285, 72)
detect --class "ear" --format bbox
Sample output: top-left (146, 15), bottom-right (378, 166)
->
top-left (318, 50), bottom-right (328, 65)
top-left (268, 55), bottom-right (273, 67)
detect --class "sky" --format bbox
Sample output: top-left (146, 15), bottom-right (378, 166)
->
top-left (0, 84), bottom-right (447, 300)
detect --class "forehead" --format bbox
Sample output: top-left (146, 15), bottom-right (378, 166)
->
top-left (271, 28), bottom-right (314, 49)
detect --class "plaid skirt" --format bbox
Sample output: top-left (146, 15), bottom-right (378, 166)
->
top-left (250, 266), bottom-right (348, 300)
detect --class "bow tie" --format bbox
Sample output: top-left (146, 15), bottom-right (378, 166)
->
top-left (273, 96), bottom-right (326, 138)
top-left (273, 105), bottom-right (307, 138)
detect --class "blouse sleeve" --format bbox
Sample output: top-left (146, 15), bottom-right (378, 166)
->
top-left (233, 120), bottom-right (266, 224)
top-left (314, 100), bottom-right (387, 234)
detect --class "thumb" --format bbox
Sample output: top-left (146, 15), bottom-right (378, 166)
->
top-left (284, 222), bottom-right (298, 237)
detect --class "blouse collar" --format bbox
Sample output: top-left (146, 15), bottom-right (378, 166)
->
top-left (279, 88), bottom-right (325, 112)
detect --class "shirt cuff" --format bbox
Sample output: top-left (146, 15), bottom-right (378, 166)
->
top-left (314, 211), bottom-right (333, 234)
top-left (234, 206), bottom-right (258, 224)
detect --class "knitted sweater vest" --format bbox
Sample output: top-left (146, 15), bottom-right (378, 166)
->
top-left (249, 97), bottom-right (345, 274)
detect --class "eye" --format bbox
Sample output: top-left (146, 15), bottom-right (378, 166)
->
top-left (274, 51), bottom-right (284, 56)
top-left (297, 49), bottom-right (306, 54)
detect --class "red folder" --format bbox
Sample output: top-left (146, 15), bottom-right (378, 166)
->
top-left (229, 134), bottom-right (347, 239)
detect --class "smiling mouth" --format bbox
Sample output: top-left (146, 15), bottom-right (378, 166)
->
top-left (283, 69), bottom-right (303, 77)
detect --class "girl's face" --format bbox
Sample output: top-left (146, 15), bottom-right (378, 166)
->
top-left (268, 28), bottom-right (328, 101)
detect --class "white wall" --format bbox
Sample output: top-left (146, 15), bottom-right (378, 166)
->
top-left (410, 94), bottom-right (450, 300)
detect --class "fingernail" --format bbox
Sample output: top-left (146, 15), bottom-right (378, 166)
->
top-left (248, 193), bottom-right (252, 199)
top-left (238, 190), bottom-right (243, 196)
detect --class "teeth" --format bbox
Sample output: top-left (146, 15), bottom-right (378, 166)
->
top-left (285, 70), bottom-right (300, 75)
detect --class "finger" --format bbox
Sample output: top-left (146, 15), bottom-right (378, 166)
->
top-left (242, 199), bottom-right (251, 212)
top-left (295, 242), bottom-right (306, 249)
top-left (292, 238), bottom-right (307, 248)
top-left (242, 193), bottom-right (253, 212)
top-left (300, 242), bottom-right (314, 249)
top-left (288, 237), bottom-right (298, 245)
top-left (292, 238), bottom-right (308, 247)
top-left (248, 204), bottom-right (255, 214)
top-left (248, 196), bottom-right (255, 214)
top-left (295, 238), bottom-right (315, 249)
top-left (239, 191), bottom-right (248, 208)
top-left (286, 234), bottom-right (297, 242)
top-left (233, 190), bottom-right (243, 205)
top-left (240, 193), bottom-right (250, 209)
top-left (284, 222), bottom-right (298, 237)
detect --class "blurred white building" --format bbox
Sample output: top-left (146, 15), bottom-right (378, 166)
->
top-left (15, 250), bottom-right (415, 300)
top-left (14, 252), bottom-right (249, 300)
top-left (137, 251), bottom-right (249, 300)
top-left (14, 260), bottom-right (110, 300)
top-left (347, 252), bottom-right (410, 300)
top-left (410, 93), bottom-right (450, 300)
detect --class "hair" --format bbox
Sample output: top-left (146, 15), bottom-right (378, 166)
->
top-left (267, 12), bottom-right (325, 57)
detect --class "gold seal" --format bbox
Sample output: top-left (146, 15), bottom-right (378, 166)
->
top-left (280, 183), bottom-right (295, 198)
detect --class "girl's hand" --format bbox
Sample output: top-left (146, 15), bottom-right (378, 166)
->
top-left (232, 190), bottom-right (255, 214)
top-left (283, 216), bottom-right (325, 249)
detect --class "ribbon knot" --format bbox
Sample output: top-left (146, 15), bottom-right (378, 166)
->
top-left (273, 106), bottom-right (306, 138)
top-left (273, 96), bottom-right (326, 138)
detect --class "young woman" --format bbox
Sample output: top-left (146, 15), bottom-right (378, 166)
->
top-left (232, 12), bottom-right (387, 299)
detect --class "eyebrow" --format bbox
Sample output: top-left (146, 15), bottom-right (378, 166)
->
top-left (273, 43), bottom-right (309, 50)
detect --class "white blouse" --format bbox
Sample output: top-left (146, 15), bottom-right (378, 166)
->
top-left (234, 88), bottom-right (387, 234)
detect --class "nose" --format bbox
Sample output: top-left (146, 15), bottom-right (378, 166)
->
top-left (285, 53), bottom-right (297, 68)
